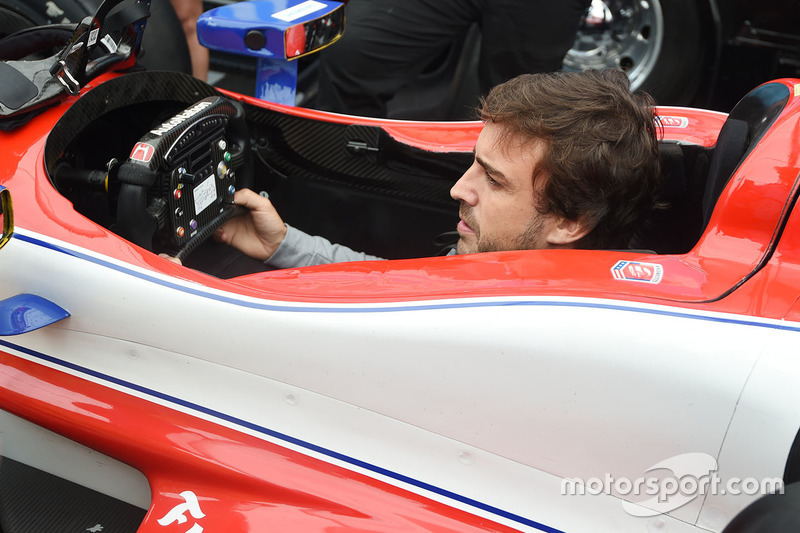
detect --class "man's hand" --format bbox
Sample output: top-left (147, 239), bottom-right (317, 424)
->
top-left (215, 188), bottom-right (287, 261)
top-left (159, 253), bottom-right (183, 265)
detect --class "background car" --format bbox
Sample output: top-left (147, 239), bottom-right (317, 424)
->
top-left (563, 0), bottom-right (800, 111)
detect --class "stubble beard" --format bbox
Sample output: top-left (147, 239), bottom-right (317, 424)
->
top-left (458, 204), bottom-right (546, 254)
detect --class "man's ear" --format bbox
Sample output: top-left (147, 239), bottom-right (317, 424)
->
top-left (545, 217), bottom-right (590, 247)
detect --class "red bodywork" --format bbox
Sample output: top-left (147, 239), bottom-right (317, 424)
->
top-left (2, 73), bottom-right (800, 531)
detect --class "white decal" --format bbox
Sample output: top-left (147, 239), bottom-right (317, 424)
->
top-left (157, 490), bottom-right (205, 531)
top-left (256, 82), bottom-right (296, 106)
top-left (150, 101), bottom-right (213, 137)
top-left (86, 525), bottom-right (103, 532)
top-left (100, 34), bottom-right (118, 53)
top-left (193, 175), bottom-right (217, 215)
top-left (88, 28), bottom-right (99, 47)
top-left (658, 115), bottom-right (689, 128)
top-left (272, 0), bottom-right (326, 22)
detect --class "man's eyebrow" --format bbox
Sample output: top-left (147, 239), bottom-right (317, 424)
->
top-left (474, 151), bottom-right (507, 182)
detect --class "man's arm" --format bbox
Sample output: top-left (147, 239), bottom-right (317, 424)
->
top-left (267, 225), bottom-right (384, 268)
top-left (218, 189), bottom-right (384, 268)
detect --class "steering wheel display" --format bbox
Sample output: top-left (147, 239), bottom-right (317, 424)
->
top-left (115, 95), bottom-right (251, 259)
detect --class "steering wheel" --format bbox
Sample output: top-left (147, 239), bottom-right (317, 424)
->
top-left (114, 95), bottom-right (253, 261)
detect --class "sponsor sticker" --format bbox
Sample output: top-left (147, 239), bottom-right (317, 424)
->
top-left (611, 260), bottom-right (663, 284)
top-left (150, 100), bottom-right (213, 136)
top-left (272, 0), bottom-right (326, 21)
top-left (100, 34), bottom-right (118, 53)
top-left (658, 116), bottom-right (689, 128)
top-left (129, 142), bottom-right (155, 163)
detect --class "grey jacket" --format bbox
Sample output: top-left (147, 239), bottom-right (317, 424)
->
top-left (265, 225), bottom-right (384, 268)
top-left (266, 225), bottom-right (456, 268)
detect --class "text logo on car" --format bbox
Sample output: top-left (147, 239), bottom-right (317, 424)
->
top-left (658, 115), bottom-right (689, 128)
top-left (611, 260), bottom-right (663, 284)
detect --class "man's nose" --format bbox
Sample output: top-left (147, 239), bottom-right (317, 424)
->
top-left (450, 167), bottom-right (478, 205)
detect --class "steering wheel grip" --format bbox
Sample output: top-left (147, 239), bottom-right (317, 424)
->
top-left (174, 204), bottom-right (247, 262)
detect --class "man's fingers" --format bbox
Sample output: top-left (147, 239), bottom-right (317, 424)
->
top-left (233, 188), bottom-right (270, 211)
top-left (159, 253), bottom-right (183, 265)
top-left (213, 227), bottom-right (228, 243)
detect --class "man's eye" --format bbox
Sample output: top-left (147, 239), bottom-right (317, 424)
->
top-left (486, 173), bottom-right (499, 187)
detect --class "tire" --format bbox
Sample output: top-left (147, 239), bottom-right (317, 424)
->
top-left (0, 0), bottom-right (191, 74)
top-left (722, 482), bottom-right (800, 532)
top-left (564, 0), bottom-right (708, 106)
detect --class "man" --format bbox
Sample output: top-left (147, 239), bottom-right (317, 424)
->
top-left (210, 69), bottom-right (662, 269)
top-left (169, 0), bottom-right (208, 80)
top-left (313, 0), bottom-right (592, 118)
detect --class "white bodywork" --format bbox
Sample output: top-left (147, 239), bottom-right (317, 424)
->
top-left (2, 227), bottom-right (799, 532)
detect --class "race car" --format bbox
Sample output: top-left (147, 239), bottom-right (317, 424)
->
top-left (1, 0), bottom-right (800, 531)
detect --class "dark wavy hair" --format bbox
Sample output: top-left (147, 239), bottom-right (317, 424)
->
top-left (479, 69), bottom-right (663, 249)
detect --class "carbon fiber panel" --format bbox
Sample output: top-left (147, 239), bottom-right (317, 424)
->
top-left (45, 71), bottom-right (220, 173)
top-left (245, 105), bottom-right (468, 209)
top-left (0, 457), bottom-right (146, 532)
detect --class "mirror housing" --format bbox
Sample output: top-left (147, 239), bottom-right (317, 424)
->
top-left (197, 0), bottom-right (345, 61)
top-left (197, 0), bottom-right (345, 105)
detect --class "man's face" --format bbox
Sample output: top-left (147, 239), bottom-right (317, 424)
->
top-left (450, 122), bottom-right (559, 255)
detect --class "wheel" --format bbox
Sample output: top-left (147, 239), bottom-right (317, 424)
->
top-left (0, 0), bottom-right (191, 74)
top-left (564, 0), bottom-right (707, 105)
top-left (722, 482), bottom-right (800, 532)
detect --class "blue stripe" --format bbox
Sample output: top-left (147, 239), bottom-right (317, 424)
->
top-left (8, 230), bottom-right (800, 531)
top-left (0, 336), bottom-right (563, 533)
top-left (12, 232), bottom-right (800, 332)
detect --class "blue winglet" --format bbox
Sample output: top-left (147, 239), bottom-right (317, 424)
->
top-left (0, 293), bottom-right (70, 336)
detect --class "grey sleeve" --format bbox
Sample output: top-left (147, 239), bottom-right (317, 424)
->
top-left (265, 225), bottom-right (385, 268)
